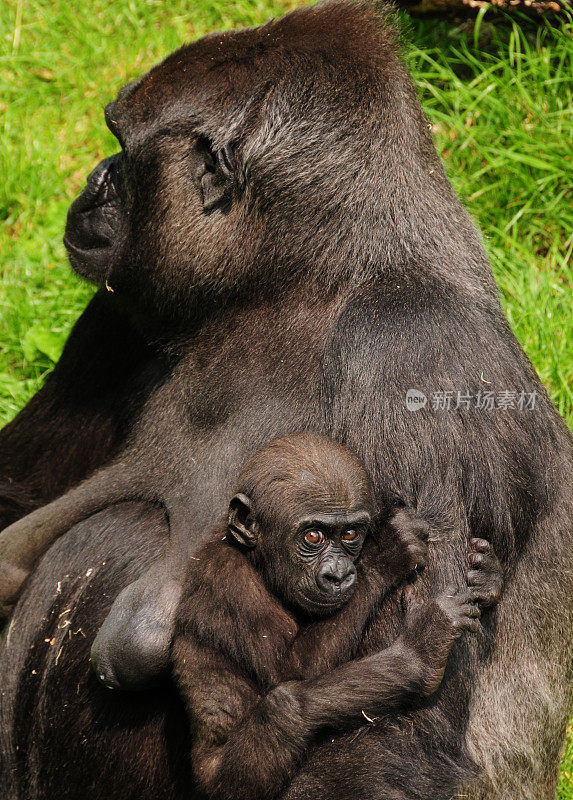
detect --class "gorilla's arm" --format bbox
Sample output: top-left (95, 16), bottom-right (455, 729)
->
top-left (0, 460), bottom-right (144, 618)
top-left (0, 291), bottom-right (159, 530)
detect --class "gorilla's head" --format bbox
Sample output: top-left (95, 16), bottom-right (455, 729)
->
top-left (64, 1), bottom-right (451, 322)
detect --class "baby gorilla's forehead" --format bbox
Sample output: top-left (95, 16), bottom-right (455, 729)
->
top-left (294, 469), bottom-right (366, 515)
top-left (239, 433), bottom-right (375, 522)
top-left (260, 469), bottom-right (370, 526)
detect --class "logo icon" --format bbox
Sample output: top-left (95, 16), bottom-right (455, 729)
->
top-left (406, 389), bottom-right (427, 412)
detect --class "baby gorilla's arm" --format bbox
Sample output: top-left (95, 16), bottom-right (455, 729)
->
top-left (175, 631), bottom-right (442, 800)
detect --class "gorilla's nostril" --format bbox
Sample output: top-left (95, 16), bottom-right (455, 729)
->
top-left (317, 564), bottom-right (356, 593)
top-left (340, 572), bottom-right (356, 591)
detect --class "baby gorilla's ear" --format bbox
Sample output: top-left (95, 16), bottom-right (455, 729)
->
top-left (228, 493), bottom-right (259, 548)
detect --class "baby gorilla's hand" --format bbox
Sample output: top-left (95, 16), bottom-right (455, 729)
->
top-left (399, 537), bottom-right (502, 698)
top-left (401, 585), bottom-right (481, 697)
top-left (380, 508), bottom-right (430, 587)
top-left (467, 537), bottom-right (503, 609)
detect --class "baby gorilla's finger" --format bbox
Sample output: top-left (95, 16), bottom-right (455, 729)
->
top-left (435, 592), bottom-right (481, 639)
top-left (466, 537), bottom-right (503, 609)
top-left (456, 603), bottom-right (481, 634)
top-left (468, 552), bottom-right (498, 573)
top-left (468, 551), bottom-right (486, 567)
top-left (446, 586), bottom-right (472, 603)
top-left (460, 602), bottom-right (481, 618)
top-left (469, 538), bottom-right (492, 554)
top-left (409, 519), bottom-right (431, 542)
top-left (461, 617), bottom-right (481, 634)
top-left (469, 585), bottom-right (501, 607)
top-left (467, 568), bottom-right (487, 585)
top-left (406, 541), bottom-right (428, 571)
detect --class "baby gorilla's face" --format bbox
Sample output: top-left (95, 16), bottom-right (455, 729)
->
top-left (267, 510), bottom-right (371, 619)
top-left (227, 433), bottom-right (375, 619)
top-left (292, 513), bottom-right (369, 616)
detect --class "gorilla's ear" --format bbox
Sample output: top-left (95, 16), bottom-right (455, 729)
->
top-left (197, 136), bottom-right (236, 212)
top-left (228, 493), bottom-right (259, 548)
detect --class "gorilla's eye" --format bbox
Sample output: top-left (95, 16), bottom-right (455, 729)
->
top-left (342, 529), bottom-right (359, 542)
top-left (196, 135), bottom-right (217, 172)
top-left (304, 530), bottom-right (325, 546)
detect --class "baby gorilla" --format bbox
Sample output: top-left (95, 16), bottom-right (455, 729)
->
top-left (173, 434), bottom-right (502, 800)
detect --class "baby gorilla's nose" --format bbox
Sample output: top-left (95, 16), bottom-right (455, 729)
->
top-left (316, 559), bottom-right (356, 595)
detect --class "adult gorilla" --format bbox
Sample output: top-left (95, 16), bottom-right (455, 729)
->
top-left (1, 2), bottom-right (572, 799)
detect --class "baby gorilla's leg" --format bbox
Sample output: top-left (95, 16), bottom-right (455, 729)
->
top-left (91, 563), bottom-right (182, 690)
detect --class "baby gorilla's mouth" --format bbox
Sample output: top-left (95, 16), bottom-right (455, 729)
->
top-left (297, 587), bottom-right (354, 617)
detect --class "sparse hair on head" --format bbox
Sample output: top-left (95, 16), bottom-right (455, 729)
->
top-left (236, 433), bottom-right (375, 528)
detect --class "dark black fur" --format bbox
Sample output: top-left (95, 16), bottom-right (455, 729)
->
top-left (1, 2), bottom-right (572, 798)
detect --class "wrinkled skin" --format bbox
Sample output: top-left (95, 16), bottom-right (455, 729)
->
top-left (64, 154), bottom-right (125, 284)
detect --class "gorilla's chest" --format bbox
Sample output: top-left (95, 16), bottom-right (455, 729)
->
top-left (129, 297), bottom-right (341, 533)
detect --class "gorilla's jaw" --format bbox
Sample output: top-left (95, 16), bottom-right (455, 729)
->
top-left (64, 153), bottom-right (124, 284)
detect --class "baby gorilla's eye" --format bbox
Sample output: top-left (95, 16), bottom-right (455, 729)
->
top-left (304, 530), bottom-right (325, 545)
top-left (342, 529), bottom-right (359, 542)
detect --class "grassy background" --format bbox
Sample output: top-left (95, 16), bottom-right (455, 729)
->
top-left (0, 0), bottom-right (571, 795)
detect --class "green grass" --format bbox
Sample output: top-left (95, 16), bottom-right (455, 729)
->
top-left (407, 12), bottom-right (573, 429)
top-left (0, 1), bottom-right (571, 796)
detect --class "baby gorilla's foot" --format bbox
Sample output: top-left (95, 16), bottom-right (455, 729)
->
top-left (90, 574), bottom-right (182, 690)
top-left (0, 560), bottom-right (30, 620)
top-left (467, 537), bottom-right (503, 609)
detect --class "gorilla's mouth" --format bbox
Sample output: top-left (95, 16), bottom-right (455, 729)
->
top-left (64, 154), bottom-right (124, 284)
top-left (63, 233), bottom-right (114, 259)
top-left (298, 588), bottom-right (354, 617)
top-left (64, 227), bottom-right (116, 283)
